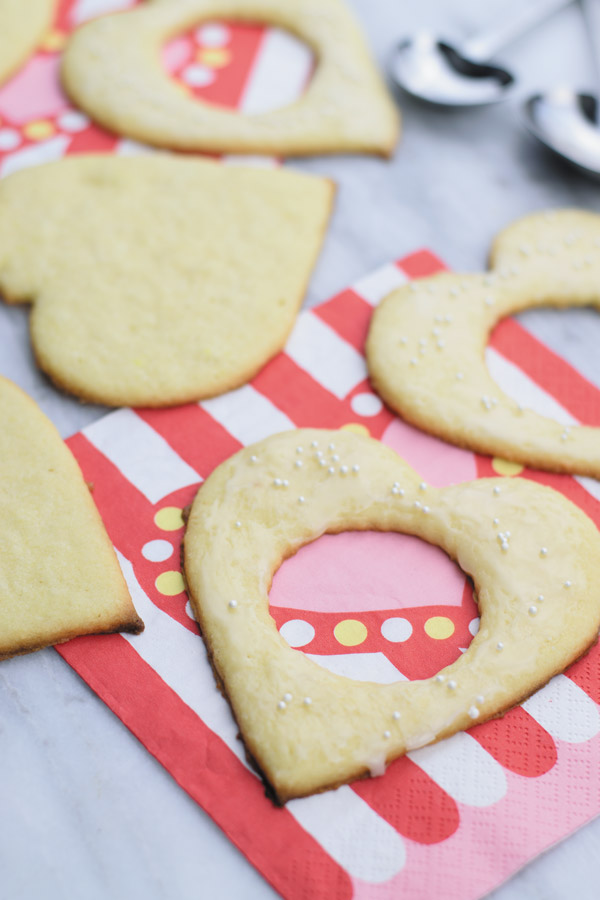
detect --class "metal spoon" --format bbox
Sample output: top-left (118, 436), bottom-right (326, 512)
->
top-left (390, 0), bottom-right (571, 107)
top-left (524, 0), bottom-right (600, 178)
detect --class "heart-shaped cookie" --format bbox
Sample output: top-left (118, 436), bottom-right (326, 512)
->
top-left (0, 0), bottom-right (55, 87)
top-left (61, 0), bottom-right (399, 157)
top-left (0, 154), bottom-right (333, 407)
top-left (183, 428), bottom-right (600, 802)
top-left (0, 376), bottom-right (143, 659)
top-left (367, 209), bottom-right (600, 478)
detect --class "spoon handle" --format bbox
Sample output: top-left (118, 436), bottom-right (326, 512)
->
top-left (462, 0), bottom-right (572, 61)
top-left (581, 0), bottom-right (600, 93)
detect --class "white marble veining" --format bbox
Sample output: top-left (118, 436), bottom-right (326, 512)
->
top-left (1, 0), bottom-right (599, 898)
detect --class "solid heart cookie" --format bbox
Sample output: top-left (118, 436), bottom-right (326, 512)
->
top-left (0, 376), bottom-right (143, 660)
top-left (0, 0), bottom-right (55, 87)
top-left (61, 0), bottom-right (399, 157)
top-left (367, 210), bottom-right (600, 478)
top-left (0, 154), bottom-right (333, 407)
top-left (183, 428), bottom-right (600, 802)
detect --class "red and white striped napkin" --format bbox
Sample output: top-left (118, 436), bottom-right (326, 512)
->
top-left (57, 248), bottom-right (600, 900)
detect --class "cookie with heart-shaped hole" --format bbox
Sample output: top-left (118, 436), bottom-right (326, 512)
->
top-left (0, 154), bottom-right (333, 407)
top-left (0, 0), bottom-right (56, 87)
top-left (183, 428), bottom-right (600, 802)
top-left (0, 376), bottom-right (143, 660)
top-left (61, 0), bottom-right (399, 157)
top-left (367, 210), bottom-right (600, 478)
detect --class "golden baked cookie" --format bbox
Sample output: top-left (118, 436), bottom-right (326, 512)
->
top-left (61, 0), bottom-right (399, 157)
top-left (0, 154), bottom-right (333, 407)
top-left (367, 210), bottom-right (600, 478)
top-left (184, 428), bottom-right (600, 802)
top-left (0, 376), bottom-right (143, 660)
top-left (0, 0), bottom-right (55, 87)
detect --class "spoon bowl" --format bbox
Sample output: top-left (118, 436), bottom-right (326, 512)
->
top-left (524, 89), bottom-right (600, 178)
top-left (390, 34), bottom-right (514, 107)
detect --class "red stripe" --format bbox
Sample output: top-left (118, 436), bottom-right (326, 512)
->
top-left (490, 318), bottom-right (600, 426)
top-left (354, 756), bottom-right (459, 845)
top-left (254, 354), bottom-right (395, 439)
top-left (397, 251), bottom-right (447, 280)
top-left (199, 23), bottom-right (267, 110)
top-left (567, 646), bottom-right (600, 705)
top-left (253, 354), bottom-right (351, 427)
top-left (57, 634), bottom-right (352, 900)
top-left (471, 708), bottom-right (557, 777)
top-left (136, 404), bottom-right (242, 478)
top-left (315, 289), bottom-right (373, 352)
top-left (67, 433), bottom-right (199, 634)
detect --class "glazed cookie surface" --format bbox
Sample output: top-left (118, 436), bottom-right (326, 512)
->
top-left (0, 0), bottom-right (55, 87)
top-left (184, 428), bottom-right (600, 802)
top-left (0, 376), bottom-right (143, 660)
top-left (367, 210), bottom-right (600, 478)
top-left (0, 154), bottom-right (333, 407)
top-left (61, 0), bottom-right (399, 157)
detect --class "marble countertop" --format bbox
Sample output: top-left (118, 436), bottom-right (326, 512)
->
top-left (1, 0), bottom-right (600, 897)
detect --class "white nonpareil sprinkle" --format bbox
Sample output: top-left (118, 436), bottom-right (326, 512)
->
top-left (383, 730), bottom-right (391, 739)
top-left (283, 693), bottom-right (293, 703)
top-left (496, 642), bottom-right (504, 651)
top-left (447, 680), bottom-right (457, 690)
top-left (468, 706), bottom-right (480, 720)
top-left (228, 600), bottom-right (238, 609)
top-left (528, 606), bottom-right (538, 616)
top-left (277, 700), bottom-right (286, 710)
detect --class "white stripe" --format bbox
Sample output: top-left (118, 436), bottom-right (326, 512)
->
top-left (84, 409), bottom-right (200, 503)
top-left (201, 384), bottom-right (294, 445)
top-left (353, 263), bottom-right (408, 307)
top-left (118, 552), bottom-right (248, 764)
top-left (307, 652), bottom-right (407, 684)
top-left (522, 675), bottom-right (600, 743)
top-left (289, 787), bottom-right (406, 883)
top-left (238, 27), bottom-right (313, 115)
top-left (221, 155), bottom-right (278, 168)
top-left (119, 553), bottom-right (405, 880)
top-left (409, 732), bottom-right (507, 807)
top-left (576, 475), bottom-right (600, 501)
top-left (115, 138), bottom-right (157, 156)
top-left (72, 0), bottom-right (133, 24)
top-left (486, 348), bottom-right (577, 426)
top-left (1, 136), bottom-right (70, 178)
top-left (286, 311), bottom-right (367, 400)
